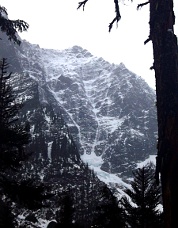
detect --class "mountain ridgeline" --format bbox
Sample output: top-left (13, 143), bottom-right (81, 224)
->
top-left (1, 36), bottom-right (157, 179)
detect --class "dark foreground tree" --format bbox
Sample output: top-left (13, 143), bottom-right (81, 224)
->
top-left (121, 164), bottom-right (162, 227)
top-left (92, 185), bottom-right (126, 228)
top-left (0, 199), bottom-right (16, 228)
top-left (56, 193), bottom-right (74, 227)
top-left (78, 1), bottom-right (178, 227)
top-left (0, 6), bottom-right (52, 223)
top-left (0, 58), bottom-right (30, 171)
top-left (0, 58), bottom-right (29, 226)
top-left (1, 176), bottom-right (51, 210)
top-left (0, 59), bottom-right (51, 223)
top-left (148, 1), bottom-right (178, 227)
top-left (0, 5), bottom-right (28, 45)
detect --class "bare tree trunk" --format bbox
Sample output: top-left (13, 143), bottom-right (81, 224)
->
top-left (151, 0), bottom-right (178, 227)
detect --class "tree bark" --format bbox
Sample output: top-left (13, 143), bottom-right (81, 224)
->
top-left (151, 0), bottom-right (178, 227)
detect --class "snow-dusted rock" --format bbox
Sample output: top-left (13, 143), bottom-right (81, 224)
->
top-left (3, 38), bottom-right (157, 178)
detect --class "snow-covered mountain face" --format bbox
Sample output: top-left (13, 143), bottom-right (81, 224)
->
top-left (3, 38), bottom-right (157, 179)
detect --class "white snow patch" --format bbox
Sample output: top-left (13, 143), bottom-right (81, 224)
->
top-left (81, 152), bottom-right (130, 189)
top-left (48, 141), bottom-right (53, 160)
top-left (81, 152), bottom-right (103, 167)
top-left (137, 155), bottom-right (156, 168)
top-left (130, 128), bottom-right (144, 137)
top-left (45, 114), bottom-right (51, 123)
top-left (98, 116), bottom-right (125, 133)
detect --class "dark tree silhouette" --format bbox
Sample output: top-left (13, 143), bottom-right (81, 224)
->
top-left (56, 193), bottom-right (74, 227)
top-left (1, 176), bottom-right (51, 210)
top-left (0, 5), bottom-right (28, 45)
top-left (148, 1), bottom-right (178, 227)
top-left (78, 1), bottom-right (178, 226)
top-left (0, 59), bottom-right (51, 214)
top-left (0, 58), bottom-right (30, 171)
top-left (121, 164), bottom-right (162, 227)
top-left (0, 199), bottom-right (16, 228)
top-left (77, 0), bottom-right (121, 32)
top-left (92, 185), bottom-right (126, 228)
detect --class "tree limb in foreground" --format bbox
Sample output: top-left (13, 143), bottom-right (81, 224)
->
top-left (0, 5), bottom-right (29, 45)
top-left (77, 0), bottom-right (121, 32)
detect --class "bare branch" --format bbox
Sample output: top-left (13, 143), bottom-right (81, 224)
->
top-left (150, 65), bottom-right (154, 70)
top-left (144, 36), bottom-right (151, 45)
top-left (137, 1), bottom-right (149, 10)
top-left (77, 0), bottom-right (89, 11)
top-left (77, 0), bottom-right (121, 32)
top-left (109, 0), bottom-right (121, 32)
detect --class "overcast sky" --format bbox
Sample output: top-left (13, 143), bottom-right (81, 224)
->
top-left (1, 0), bottom-right (178, 88)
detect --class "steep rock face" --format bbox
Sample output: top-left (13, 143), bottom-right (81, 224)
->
top-left (4, 38), bottom-right (157, 178)
top-left (10, 70), bottom-right (80, 163)
top-left (8, 58), bottom-right (122, 228)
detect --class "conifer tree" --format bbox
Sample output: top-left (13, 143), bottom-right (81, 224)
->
top-left (0, 199), bottom-right (16, 228)
top-left (0, 5), bottom-right (28, 45)
top-left (0, 58), bottom-right (30, 171)
top-left (121, 164), bottom-right (162, 228)
top-left (56, 193), bottom-right (74, 227)
top-left (92, 185), bottom-right (126, 228)
top-left (0, 58), bottom-right (51, 212)
top-left (0, 58), bottom-right (30, 226)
